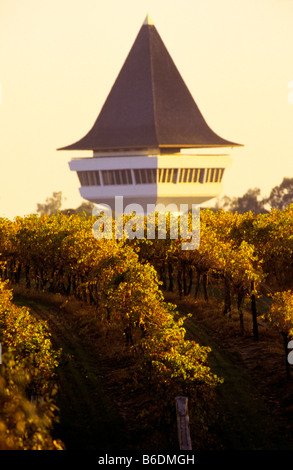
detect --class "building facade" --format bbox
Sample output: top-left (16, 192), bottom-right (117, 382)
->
top-left (58, 15), bottom-right (242, 213)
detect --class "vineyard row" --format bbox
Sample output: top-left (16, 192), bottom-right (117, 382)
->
top-left (0, 206), bottom-right (292, 449)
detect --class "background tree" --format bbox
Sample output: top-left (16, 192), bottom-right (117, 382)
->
top-left (37, 193), bottom-right (94, 217)
top-left (61, 200), bottom-right (94, 216)
top-left (213, 177), bottom-right (293, 214)
top-left (265, 177), bottom-right (293, 211)
top-left (36, 191), bottom-right (63, 216)
top-left (214, 188), bottom-right (268, 214)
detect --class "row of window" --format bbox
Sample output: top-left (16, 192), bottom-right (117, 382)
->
top-left (77, 168), bottom-right (225, 187)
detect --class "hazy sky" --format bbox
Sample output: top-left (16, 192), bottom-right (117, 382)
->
top-left (1, 0), bottom-right (293, 218)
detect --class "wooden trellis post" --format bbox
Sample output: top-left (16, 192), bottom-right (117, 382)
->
top-left (175, 396), bottom-right (192, 450)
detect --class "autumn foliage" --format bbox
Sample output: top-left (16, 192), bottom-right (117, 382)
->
top-left (0, 281), bottom-right (63, 449)
top-left (0, 212), bottom-right (222, 448)
top-left (0, 204), bottom-right (292, 448)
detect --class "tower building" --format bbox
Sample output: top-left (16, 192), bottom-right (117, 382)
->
top-left (58, 15), bottom-right (242, 213)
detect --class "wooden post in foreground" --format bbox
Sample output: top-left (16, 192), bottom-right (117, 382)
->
top-left (175, 396), bottom-right (192, 450)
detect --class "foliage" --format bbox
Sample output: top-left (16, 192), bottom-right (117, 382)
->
top-left (138, 309), bottom-right (222, 447)
top-left (213, 177), bottom-right (293, 214)
top-left (0, 281), bottom-right (61, 396)
top-left (265, 177), bottom-right (293, 211)
top-left (265, 290), bottom-right (293, 338)
top-left (217, 188), bottom-right (268, 215)
top-left (0, 352), bottom-right (64, 450)
top-left (0, 280), bottom-right (63, 449)
top-left (36, 191), bottom-right (64, 216)
top-left (0, 213), bottom-right (223, 449)
top-left (1, 204), bottom-right (293, 446)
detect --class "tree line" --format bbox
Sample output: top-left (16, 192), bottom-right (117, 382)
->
top-left (212, 177), bottom-right (293, 214)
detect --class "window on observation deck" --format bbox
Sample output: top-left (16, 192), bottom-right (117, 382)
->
top-left (218, 168), bottom-right (225, 182)
top-left (133, 168), bottom-right (157, 184)
top-left (133, 168), bottom-right (178, 184)
top-left (101, 169), bottom-right (132, 185)
top-left (77, 171), bottom-right (101, 186)
top-left (157, 168), bottom-right (178, 183)
top-left (178, 168), bottom-right (205, 183)
top-left (205, 168), bottom-right (225, 183)
top-left (77, 167), bottom-right (226, 187)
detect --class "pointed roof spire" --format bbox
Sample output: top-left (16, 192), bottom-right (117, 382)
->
top-left (143, 14), bottom-right (154, 26)
top-left (58, 18), bottom-right (242, 151)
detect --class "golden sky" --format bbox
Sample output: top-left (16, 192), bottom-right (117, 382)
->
top-left (1, 0), bottom-right (293, 218)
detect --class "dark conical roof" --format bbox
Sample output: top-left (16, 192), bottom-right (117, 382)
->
top-left (58, 16), bottom-right (242, 151)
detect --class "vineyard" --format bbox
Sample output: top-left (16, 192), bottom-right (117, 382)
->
top-left (0, 206), bottom-right (293, 450)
